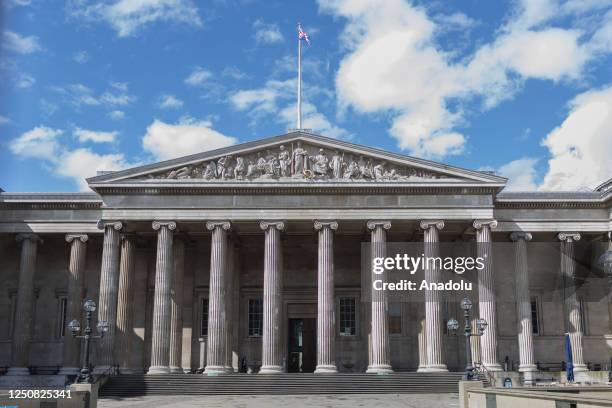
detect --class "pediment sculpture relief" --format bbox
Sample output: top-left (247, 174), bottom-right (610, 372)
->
top-left (145, 142), bottom-right (446, 181)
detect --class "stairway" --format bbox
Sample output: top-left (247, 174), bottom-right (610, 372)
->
top-left (100, 372), bottom-right (466, 397)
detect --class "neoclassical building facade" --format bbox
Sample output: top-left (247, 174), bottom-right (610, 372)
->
top-left (0, 132), bottom-right (610, 382)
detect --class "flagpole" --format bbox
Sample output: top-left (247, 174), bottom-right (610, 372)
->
top-left (297, 22), bottom-right (302, 130)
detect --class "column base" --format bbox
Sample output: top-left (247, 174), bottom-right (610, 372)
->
top-left (204, 365), bottom-right (229, 375)
top-left (420, 365), bottom-right (448, 372)
top-left (314, 365), bottom-right (338, 374)
top-left (169, 366), bottom-right (184, 374)
top-left (573, 364), bottom-right (588, 373)
top-left (366, 364), bottom-right (393, 374)
top-left (416, 365), bottom-right (428, 373)
top-left (147, 366), bottom-right (170, 374)
top-left (6, 367), bottom-right (30, 376)
top-left (518, 364), bottom-right (537, 373)
top-left (259, 365), bottom-right (284, 374)
top-left (482, 363), bottom-right (503, 372)
top-left (58, 366), bottom-right (80, 375)
top-left (522, 370), bottom-right (537, 386)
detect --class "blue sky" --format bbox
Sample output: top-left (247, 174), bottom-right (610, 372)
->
top-left (1, 0), bottom-right (611, 192)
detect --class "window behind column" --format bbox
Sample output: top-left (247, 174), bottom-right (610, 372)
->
top-left (200, 298), bottom-right (209, 337)
top-left (248, 298), bottom-right (263, 337)
top-left (530, 297), bottom-right (540, 335)
top-left (389, 302), bottom-right (401, 335)
top-left (339, 297), bottom-right (356, 336)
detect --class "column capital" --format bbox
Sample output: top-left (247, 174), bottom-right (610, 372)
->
top-left (419, 220), bottom-right (444, 231)
top-left (206, 221), bottom-right (231, 231)
top-left (260, 220), bottom-right (286, 231)
top-left (509, 232), bottom-right (532, 242)
top-left (16, 233), bottom-right (42, 243)
top-left (152, 221), bottom-right (177, 231)
top-left (314, 220), bottom-right (338, 231)
top-left (65, 234), bottom-right (89, 244)
top-left (367, 220), bottom-right (391, 231)
top-left (557, 232), bottom-right (581, 242)
top-left (473, 219), bottom-right (498, 230)
top-left (97, 220), bottom-right (123, 231)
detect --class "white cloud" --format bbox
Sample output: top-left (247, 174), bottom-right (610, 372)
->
top-left (142, 117), bottom-right (236, 160)
top-left (158, 94), bottom-right (184, 109)
top-left (184, 66), bottom-right (212, 86)
top-left (73, 50), bottom-right (90, 64)
top-left (0, 115), bottom-right (10, 124)
top-left (539, 85), bottom-right (612, 190)
top-left (2, 30), bottom-right (41, 54)
top-left (498, 157), bottom-right (539, 191)
top-left (9, 125), bottom-right (134, 190)
top-left (73, 127), bottom-right (118, 143)
top-left (16, 73), bottom-right (35, 88)
top-left (67, 0), bottom-right (202, 38)
top-left (222, 66), bottom-right (249, 80)
top-left (253, 19), bottom-right (284, 44)
top-left (9, 126), bottom-right (63, 159)
top-left (108, 110), bottom-right (125, 120)
top-left (52, 82), bottom-right (136, 109)
top-left (9, 0), bottom-right (33, 6)
top-left (56, 148), bottom-right (133, 190)
top-left (317, 0), bottom-right (611, 158)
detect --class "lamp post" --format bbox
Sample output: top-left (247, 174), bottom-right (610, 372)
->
top-left (447, 297), bottom-right (488, 381)
top-left (68, 299), bottom-right (109, 383)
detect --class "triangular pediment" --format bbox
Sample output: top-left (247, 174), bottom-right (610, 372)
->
top-left (87, 131), bottom-right (506, 186)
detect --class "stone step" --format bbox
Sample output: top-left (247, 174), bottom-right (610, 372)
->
top-left (99, 373), bottom-right (468, 397)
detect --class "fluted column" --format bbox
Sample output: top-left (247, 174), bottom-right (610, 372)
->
top-left (116, 234), bottom-right (136, 374)
top-left (510, 232), bottom-right (537, 383)
top-left (224, 241), bottom-right (235, 372)
top-left (474, 219), bottom-right (502, 371)
top-left (169, 236), bottom-right (186, 373)
top-left (314, 220), bottom-right (338, 374)
top-left (59, 234), bottom-right (89, 375)
top-left (204, 221), bottom-right (231, 374)
top-left (148, 221), bottom-right (177, 374)
top-left (558, 232), bottom-right (587, 372)
top-left (260, 220), bottom-right (285, 374)
top-left (420, 220), bottom-right (447, 372)
top-left (94, 220), bottom-right (123, 374)
top-left (7, 233), bottom-right (42, 375)
top-left (366, 220), bottom-right (393, 374)
top-left (416, 304), bottom-right (427, 372)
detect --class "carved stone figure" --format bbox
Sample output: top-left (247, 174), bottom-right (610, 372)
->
top-left (278, 145), bottom-right (291, 177)
top-left (374, 161), bottom-right (386, 180)
top-left (203, 161), bottom-right (217, 180)
top-left (330, 151), bottom-right (343, 179)
top-left (359, 156), bottom-right (373, 179)
top-left (292, 142), bottom-right (309, 176)
top-left (310, 149), bottom-right (330, 176)
top-left (343, 156), bottom-right (360, 179)
top-left (218, 156), bottom-right (233, 179)
top-left (234, 156), bottom-right (246, 180)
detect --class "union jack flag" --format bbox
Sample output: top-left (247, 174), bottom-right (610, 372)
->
top-left (298, 23), bottom-right (311, 46)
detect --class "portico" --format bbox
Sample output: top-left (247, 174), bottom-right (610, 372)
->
top-left (0, 131), bottom-right (610, 383)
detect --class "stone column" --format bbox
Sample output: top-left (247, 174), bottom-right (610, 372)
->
top-left (224, 241), bottom-right (235, 372)
top-left (473, 219), bottom-right (502, 371)
top-left (366, 220), bottom-right (393, 374)
top-left (314, 220), bottom-right (338, 374)
top-left (510, 232), bottom-right (537, 384)
top-left (7, 233), bottom-right (42, 375)
top-left (260, 221), bottom-right (285, 374)
top-left (558, 232), bottom-right (587, 373)
top-left (94, 220), bottom-right (123, 374)
top-left (116, 234), bottom-right (136, 374)
top-left (420, 220), bottom-right (447, 372)
top-left (148, 221), bottom-right (177, 374)
top-left (59, 234), bottom-right (88, 375)
top-left (204, 221), bottom-right (231, 374)
top-left (169, 237), bottom-right (185, 373)
top-left (416, 304), bottom-right (427, 372)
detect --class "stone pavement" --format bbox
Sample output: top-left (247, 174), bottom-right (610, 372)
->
top-left (99, 393), bottom-right (460, 407)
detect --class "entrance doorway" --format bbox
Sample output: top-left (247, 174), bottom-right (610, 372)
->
top-left (288, 318), bottom-right (316, 373)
